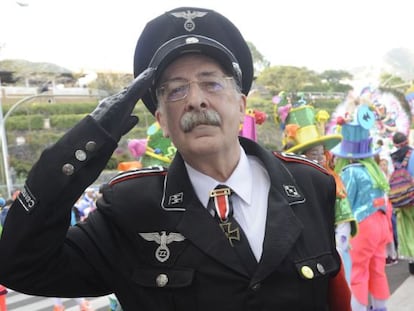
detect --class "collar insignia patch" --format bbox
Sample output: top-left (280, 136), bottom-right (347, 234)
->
top-left (168, 192), bottom-right (183, 205)
top-left (283, 185), bottom-right (300, 198)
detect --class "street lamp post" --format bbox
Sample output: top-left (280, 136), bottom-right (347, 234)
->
top-left (0, 94), bottom-right (48, 197)
top-left (0, 90), bottom-right (12, 197)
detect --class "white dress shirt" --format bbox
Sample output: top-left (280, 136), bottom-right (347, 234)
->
top-left (185, 147), bottom-right (270, 261)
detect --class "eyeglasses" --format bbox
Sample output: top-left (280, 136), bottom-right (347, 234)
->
top-left (156, 76), bottom-right (234, 103)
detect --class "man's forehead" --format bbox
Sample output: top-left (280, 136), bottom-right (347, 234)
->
top-left (158, 54), bottom-right (225, 82)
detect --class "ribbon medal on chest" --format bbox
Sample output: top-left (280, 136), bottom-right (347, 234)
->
top-left (209, 187), bottom-right (240, 246)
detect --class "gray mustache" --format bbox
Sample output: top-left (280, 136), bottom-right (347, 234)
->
top-left (180, 110), bottom-right (221, 133)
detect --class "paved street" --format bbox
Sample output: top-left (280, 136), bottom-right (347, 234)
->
top-left (5, 292), bottom-right (111, 310)
top-left (386, 258), bottom-right (414, 310)
top-left (2, 260), bottom-right (413, 310)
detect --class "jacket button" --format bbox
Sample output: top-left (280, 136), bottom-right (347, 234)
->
top-left (75, 150), bottom-right (87, 161)
top-left (316, 263), bottom-right (326, 275)
top-left (251, 283), bottom-right (261, 291)
top-left (300, 265), bottom-right (314, 279)
top-left (156, 274), bottom-right (168, 287)
top-left (85, 141), bottom-right (97, 152)
top-left (62, 163), bottom-right (74, 176)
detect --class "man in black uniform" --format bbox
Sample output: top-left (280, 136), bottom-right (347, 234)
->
top-left (0, 7), bottom-right (350, 311)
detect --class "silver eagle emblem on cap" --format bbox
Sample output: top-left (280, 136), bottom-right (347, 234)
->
top-left (170, 10), bottom-right (208, 32)
top-left (139, 231), bottom-right (186, 262)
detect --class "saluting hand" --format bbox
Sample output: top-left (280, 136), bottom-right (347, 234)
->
top-left (90, 67), bottom-right (156, 140)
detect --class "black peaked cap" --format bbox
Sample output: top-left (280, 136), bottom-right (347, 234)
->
top-left (133, 7), bottom-right (253, 115)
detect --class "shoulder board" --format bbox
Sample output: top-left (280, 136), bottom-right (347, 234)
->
top-left (109, 166), bottom-right (167, 186)
top-left (273, 151), bottom-right (329, 175)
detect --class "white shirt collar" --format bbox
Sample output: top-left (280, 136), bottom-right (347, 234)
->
top-left (185, 146), bottom-right (252, 208)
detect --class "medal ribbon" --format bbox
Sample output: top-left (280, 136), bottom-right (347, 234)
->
top-left (209, 187), bottom-right (232, 222)
top-left (208, 186), bottom-right (256, 273)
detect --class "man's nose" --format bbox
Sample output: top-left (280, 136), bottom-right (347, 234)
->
top-left (185, 82), bottom-right (208, 110)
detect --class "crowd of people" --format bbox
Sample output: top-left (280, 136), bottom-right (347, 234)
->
top-left (0, 5), bottom-right (413, 311)
top-left (279, 96), bottom-right (414, 311)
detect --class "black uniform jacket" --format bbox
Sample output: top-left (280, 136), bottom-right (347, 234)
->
top-left (0, 116), bottom-right (340, 311)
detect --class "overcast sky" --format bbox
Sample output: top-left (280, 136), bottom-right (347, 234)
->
top-left (0, 0), bottom-right (411, 74)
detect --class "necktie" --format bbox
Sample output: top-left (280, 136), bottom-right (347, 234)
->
top-left (208, 184), bottom-right (257, 275)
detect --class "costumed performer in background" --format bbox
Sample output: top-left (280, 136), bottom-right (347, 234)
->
top-left (333, 104), bottom-right (391, 311)
top-left (390, 131), bottom-right (414, 274)
top-left (280, 96), bottom-right (357, 283)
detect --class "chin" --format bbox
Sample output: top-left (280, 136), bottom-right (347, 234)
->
top-left (185, 137), bottom-right (221, 153)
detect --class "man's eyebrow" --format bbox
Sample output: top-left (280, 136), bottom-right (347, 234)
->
top-left (197, 71), bottom-right (220, 78)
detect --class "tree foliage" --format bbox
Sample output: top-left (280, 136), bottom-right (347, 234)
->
top-left (255, 66), bottom-right (353, 97)
top-left (88, 72), bottom-right (134, 96)
top-left (247, 41), bottom-right (270, 75)
top-left (379, 72), bottom-right (406, 88)
top-left (318, 70), bottom-right (353, 92)
top-left (256, 66), bottom-right (320, 96)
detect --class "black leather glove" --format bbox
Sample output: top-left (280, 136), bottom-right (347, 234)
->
top-left (90, 67), bottom-right (155, 140)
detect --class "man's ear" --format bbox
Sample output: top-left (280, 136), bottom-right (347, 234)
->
top-left (155, 109), bottom-right (170, 138)
top-left (239, 94), bottom-right (247, 123)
